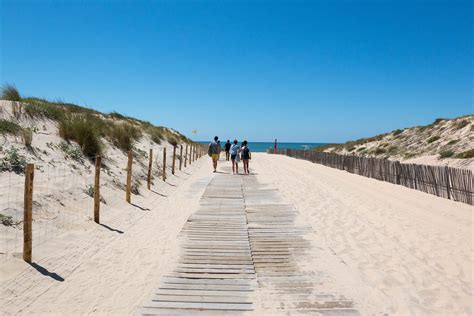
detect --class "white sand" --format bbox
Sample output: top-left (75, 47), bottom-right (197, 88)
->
top-left (1, 152), bottom-right (472, 315)
top-left (251, 153), bottom-right (473, 315)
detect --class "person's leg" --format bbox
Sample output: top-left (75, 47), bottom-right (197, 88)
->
top-left (231, 160), bottom-right (235, 174)
top-left (213, 158), bottom-right (217, 172)
top-left (235, 162), bottom-right (239, 174)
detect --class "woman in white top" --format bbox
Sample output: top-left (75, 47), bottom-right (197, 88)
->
top-left (229, 139), bottom-right (240, 174)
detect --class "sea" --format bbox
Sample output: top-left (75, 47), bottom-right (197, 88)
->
top-left (198, 141), bottom-right (328, 153)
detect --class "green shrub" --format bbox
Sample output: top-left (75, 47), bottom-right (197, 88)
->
top-left (0, 147), bottom-right (27, 173)
top-left (439, 150), bottom-right (454, 158)
top-left (148, 127), bottom-right (165, 144)
top-left (456, 149), bottom-right (474, 159)
top-left (58, 141), bottom-right (84, 162)
top-left (59, 115), bottom-right (102, 157)
top-left (447, 139), bottom-right (459, 146)
top-left (0, 119), bottom-right (22, 135)
top-left (168, 137), bottom-right (178, 147)
top-left (23, 101), bottom-right (65, 121)
top-left (109, 123), bottom-right (142, 151)
top-left (392, 129), bottom-right (403, 136)
top-left (387, 146), bottom-right (398, 155)
top-left (427, 135), bottom-right (441, 144)
top-left (1, 84), bottom-right (21, 101)
top-left (433, 118), bottom-right (446, 125)
top-left (356, 147), bottom-right (366, 152)
top-left (374, 147), bottom-right (386, 155)
top-left (0, 214), bottom-right (17, 226)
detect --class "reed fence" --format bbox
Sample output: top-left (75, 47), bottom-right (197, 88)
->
top-left (0, 143), bottom-right (207, 263)
top-left (269, 148), bottom-right (473, 205)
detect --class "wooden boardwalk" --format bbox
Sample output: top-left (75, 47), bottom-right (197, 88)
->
top-left (137, 172), bottom-right (358, 315)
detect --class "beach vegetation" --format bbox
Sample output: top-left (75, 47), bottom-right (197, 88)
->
top-left (22, 128), bottom-right (33, 147)
top-left (0, 214), bottom-right (17, 226)
top-left (59, 141), bottom-right (84, 162)
top-left (392, 129), bottom-right (403, 136)
top-left (59, 115), bottom-right (103, 157)
top-left (109, 122), bottom-right (142, 152)
top-left (439, 150), bottom-right (454, 159)
top-left (433, 118), bottom-right (446, 125)
top-left (427, 136), bottom-right (440, 144)
top-left (0, 119), bottom-right (22, 135)
top-left (356, 147), bottom-right (366, 152)
top-left (1, 84), bottom-right (21, 101)
top-left (456, 149), bottom-right (474, 159)
top-left (374, 147), bottom-right (386, 155)
top-left (454, 119), bottom-right (469, 130)
top-left (0, 147), bottom-right (27, 174)
top-left (446, 139), bottom-right (459, 146)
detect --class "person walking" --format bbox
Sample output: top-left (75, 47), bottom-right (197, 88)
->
top-left (208, 136), bottom-right (220, 173)
top-left (241, 140), bottom-right (251, 174)
top-left (230, 139), bottom-right (240, 174)
top-left (217, 140), bottom-right (222, 159)
top-left (224, 140), bottom-right (231, 161)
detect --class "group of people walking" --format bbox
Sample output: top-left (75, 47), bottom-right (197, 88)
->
top-left (208, 136), bottom-right (251, 174)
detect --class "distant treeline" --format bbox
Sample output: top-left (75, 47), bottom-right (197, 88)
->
top-left (269, 149), bottom-right (473, 205)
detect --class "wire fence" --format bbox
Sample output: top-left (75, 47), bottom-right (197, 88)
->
top-left (269, 148), bottom-right (473, 205)
top-left (0, 143), bottom-right (207, 263)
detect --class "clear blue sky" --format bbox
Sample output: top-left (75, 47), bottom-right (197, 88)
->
top-left (1, 0), bottom-right (472, 143)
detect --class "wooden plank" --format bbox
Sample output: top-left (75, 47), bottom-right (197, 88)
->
top-left (151, 295), bottom-right (252, 304)
top-left (143, 301), bottom-right (253, 311)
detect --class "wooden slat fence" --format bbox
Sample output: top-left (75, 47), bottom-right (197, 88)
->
top-left (269, 149), bottom-right (473, 205)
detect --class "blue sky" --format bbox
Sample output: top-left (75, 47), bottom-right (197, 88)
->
top-left (1, 0), bottom-right (472, 143)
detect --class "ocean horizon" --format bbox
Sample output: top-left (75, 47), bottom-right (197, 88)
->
top-left (198, 141), bottom-right (329, 153)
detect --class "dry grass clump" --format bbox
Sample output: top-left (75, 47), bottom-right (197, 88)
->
top-left (427, 135), bottom-right (440, 144)
top-left (22, 128), bottom-right (33, 147)
top-left (0, 119), bottom-right (22, 135)
top-left (109, 123), bottom-right (142, 152)
top-left (59, 115), bottom-right (103, 157)
top-left (1, 84), bottom-right (21, 101)
top-left (456, 149), bottom-right (474, 159)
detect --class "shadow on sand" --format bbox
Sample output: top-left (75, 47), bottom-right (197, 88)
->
top-left (151, 189), bottom-right (167, 197)
top-left (99, 223), bottom-right (124, 234)
top-left (131, 203), bottom-right (151, 211)
top-left (30, 262), bottom-right (64, 282)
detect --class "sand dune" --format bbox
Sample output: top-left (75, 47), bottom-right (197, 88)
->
top-left (0, 153), bottom-right (472, 315)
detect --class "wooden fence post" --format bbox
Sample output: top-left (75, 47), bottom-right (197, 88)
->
top-left (126, 150), bottom-right (133, 203)
top-left (147, 149), bottom-right (153, 190)
top-left (189, 145), bottom-right (193, 164)
top-left (184, 145), bottom-right (188, 167)
top-left (94, 156), bottom-right (101, 223)
top-left (445, 166), bottom-right (451, 200)
top-left (172, 145), bottom-right (177, 175)
top-left (179, 145), bottom-right (183, 171)
top-left (23, 163), bottom-right (34, 263)
top-left (162, 147), bottom-right (167, 181)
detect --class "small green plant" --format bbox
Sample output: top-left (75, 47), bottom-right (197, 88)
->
top-left (0, 119), bottom-right (22, 135)
top-left (0, 214), bottom-right (16, 226)
top-left (1, 84), bottom-right (21, 101)
top-left (439, 150), bottom-right (454, 158)
top-left (427, 135), bottom-right (441, 144)
top-left (386, 146), bottom-right (398, 155)
top-left (85, 184), bottom-right (94, 197)
top-left (0, 147), bottom-right (27, 174)
top-left (456, 149), bottom-right (474, 159)
top-left (356, 147), bottom-right (366, 152)
top-left (433, 118), bottom-right (446, 125)
top-left (168, 137), bottom-right (178, 147)
top-left (59, 141), bottom-right (84, 162)
top-left (22, 128), bottom-right (33, 147)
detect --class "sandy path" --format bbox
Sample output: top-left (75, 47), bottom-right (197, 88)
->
top-left (0, 158), bottom-right (212, 315)
top-left (250, 153), bottom-right (472, 315)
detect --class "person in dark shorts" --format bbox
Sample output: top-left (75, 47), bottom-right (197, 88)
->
top-left (224, 140), bottom-right (231, 161)
top-left (241, 140), bottom-right (251, 174)
top-left (230, 139), bottom-right (240, 174)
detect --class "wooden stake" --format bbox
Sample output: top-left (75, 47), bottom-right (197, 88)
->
top-left (147, 149), bottom-right (153, 190)
top-left (184, 145), bottom-right (188, 167)
top-left (126, 150), bottom-right (132, 203)
top-left (172, 145), bottom-right (177, 175)
top-left (23, 163), bottom-right (34, 263)
top-left (162, 147), bottom-right (167, 181)
top-left (94, 156), bottom-right (101, 223)
top-left (189, 145), bottom-right (192, 164)
top-left (445, 166), bottom-right (451, 200)
top-left (179, 145), bottom-right (183, 171)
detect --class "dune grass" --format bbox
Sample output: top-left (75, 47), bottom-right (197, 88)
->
top-left (1, 84), bottom-right (21, 101)
top-left (0, 119), bottom-right (22, 135)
